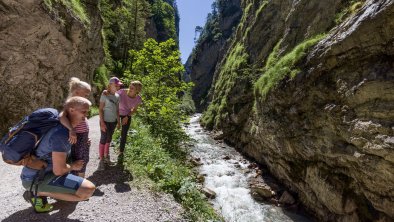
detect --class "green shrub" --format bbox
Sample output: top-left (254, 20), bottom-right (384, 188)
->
top-left (93, 64), bottom-right (109, 94)
top-left (254, 34), bottom-right (326, 99)
top-left (125, 38), bottom-right (192, 152)
top-left (179, 91), bottom-right (196, 115)
top-left (88, 106), bottom-right (99, 118)
top-left (200, 103), bottom-right (218, 129)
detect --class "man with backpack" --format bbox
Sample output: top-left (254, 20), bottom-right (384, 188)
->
top-left (19, 96), bottom-right (96, 213)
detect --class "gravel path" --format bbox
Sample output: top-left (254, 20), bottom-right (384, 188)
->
top-left (0, 115), bottom-right (185, 222)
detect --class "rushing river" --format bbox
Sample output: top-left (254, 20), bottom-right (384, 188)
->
top-left (185, 114), bottom-right (311, 222)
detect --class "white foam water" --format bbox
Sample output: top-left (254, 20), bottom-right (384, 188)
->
top-left (185, 114), bottom-right (311, 222)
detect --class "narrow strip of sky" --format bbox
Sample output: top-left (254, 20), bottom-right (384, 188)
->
top-left (178, 0), bottom-right (214, 64)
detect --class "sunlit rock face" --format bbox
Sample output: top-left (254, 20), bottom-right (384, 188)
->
top-left (0, 0), bottom-right (104, 133)
top-left (198, 0), bottom-right (394, 221)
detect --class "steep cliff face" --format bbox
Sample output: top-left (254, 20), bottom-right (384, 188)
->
top-left (200, 0), bottom-right (394, 221)
top-left (186, 0), bottom-right (242, 112)
top-left (145, 0), bottom-right (180, 42)
top-left (0, 0), bottom-right (104, 133)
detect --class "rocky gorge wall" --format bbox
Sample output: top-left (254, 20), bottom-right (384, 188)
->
top-left (0, 0), bottom-right (104, 133)
top-left (200, 0), bottom-right (394, 221)
top-left (186, 0), bottom-right (242, 112)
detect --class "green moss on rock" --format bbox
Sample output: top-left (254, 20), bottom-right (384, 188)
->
top-left (254, 34), bottom-right (326, 99)
top-left (44, 0), bottom-right (90, 25)
top-left (201, 42), bottom-right (249, 129)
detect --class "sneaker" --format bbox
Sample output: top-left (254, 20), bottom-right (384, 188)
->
top-left (31, 197), bottom-right (53, 213)
top-left (104, 156), bottom-right (115, 165)
top-left (98, 159), bottom-right (105, 170)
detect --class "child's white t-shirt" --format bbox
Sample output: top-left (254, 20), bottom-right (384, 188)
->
top-left (100, 93), bottom-right (119, 122)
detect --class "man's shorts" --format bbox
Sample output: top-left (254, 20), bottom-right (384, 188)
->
top-left (22, 173), bottom-right (84, 194)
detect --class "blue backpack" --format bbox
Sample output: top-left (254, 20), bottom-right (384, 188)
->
top-left (0, 108), bottom-right (60, 169)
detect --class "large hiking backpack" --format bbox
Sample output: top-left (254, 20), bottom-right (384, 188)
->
top-left (0, 108), bottom-right (60, 169)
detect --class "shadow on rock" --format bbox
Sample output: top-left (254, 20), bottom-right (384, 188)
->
top-left (87, 156), bottom-right (133, 193)
top-left (3, 201), bottom-right (79, 222)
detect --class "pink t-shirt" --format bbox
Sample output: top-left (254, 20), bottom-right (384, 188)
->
top-left (117, 89), bottom-right (142, 116)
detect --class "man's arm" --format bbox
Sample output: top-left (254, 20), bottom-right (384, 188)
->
top-left (52, 152), bottom-right (83, 176)
top-left (130, 104), bottom-right (140, 115)
top-left (99, 101), bottom-right (107, 132)
top-left (59, 111), bottom-right (77, 144)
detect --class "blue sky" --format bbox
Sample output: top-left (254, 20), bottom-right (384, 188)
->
top-left (178, 0), bottom-right (214, 63)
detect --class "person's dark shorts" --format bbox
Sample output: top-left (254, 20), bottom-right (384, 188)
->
top-left (22, 173), bottom-right (84, 194)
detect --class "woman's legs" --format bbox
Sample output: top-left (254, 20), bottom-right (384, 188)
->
top-left (119, 115), bottom-right (131, 153)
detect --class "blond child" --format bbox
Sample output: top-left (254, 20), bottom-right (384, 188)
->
top-left (98, 77), bottom-right (121, 170)
top-left (60, 77), bottom-right (91, 177)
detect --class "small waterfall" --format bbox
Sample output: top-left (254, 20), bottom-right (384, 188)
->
top-left (185, 114), bottom-right (311, 222)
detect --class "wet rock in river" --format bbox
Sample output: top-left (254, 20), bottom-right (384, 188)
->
top-left (248, 163), bottom-right (258, 169)
top-left (222, 155), bottom-right (231, 160)
top-left (190, 157), bottom-right (203, 166)
top-left (212, 130), bottom-right (225, 140)
top-left (249, 178), bottom-right (276, 200)
top-left (234, 162), bottom-right (241, 168)
top-left (279, 191), bottom-right (295, 205)
top-left (202, 187), bottom-right (216, 199)
top-left (225, 171), bottom-right (235, 176)
top-left (197, 174), bottom-right (205, 183)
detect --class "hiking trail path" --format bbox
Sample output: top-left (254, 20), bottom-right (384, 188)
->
top-left (0, 116), bottom-right (185, 222)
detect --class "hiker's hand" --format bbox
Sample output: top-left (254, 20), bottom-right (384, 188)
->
top-left (87, 138), bottom-right (91, 147)
top-left (71, 160), bottom-right (84, 171)
top-left (100, 121), bottom-right (107, 132)
top-left (117, 122), bottom-right (121, 130)
top-left (69, 130), bottom-right (77, 144)
top-left (121, 116), bottom-right (128, 125)
top-left (102, 90), bottom-right (109, 96)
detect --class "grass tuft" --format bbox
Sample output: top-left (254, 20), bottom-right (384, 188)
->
top-left (254, 34), bottom-right (326, 99)
top-left (44, 0), bottom-right (90, 25)
top-left (335, 0), bottom-right (365, 25)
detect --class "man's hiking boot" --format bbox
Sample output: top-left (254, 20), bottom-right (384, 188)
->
top-left (23, 191), bottom-right (52, 213)
top-left (31, 197), bottom-right (53, 213)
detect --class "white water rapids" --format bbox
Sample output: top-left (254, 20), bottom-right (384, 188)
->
top-left (185, 114), bottom-right (311, 222)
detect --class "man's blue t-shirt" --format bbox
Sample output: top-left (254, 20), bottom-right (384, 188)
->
top-left (20, 124), bottom-right (71, 181)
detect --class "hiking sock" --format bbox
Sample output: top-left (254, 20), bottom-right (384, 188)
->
top-left (99, 143), bottom-right (105, 159)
